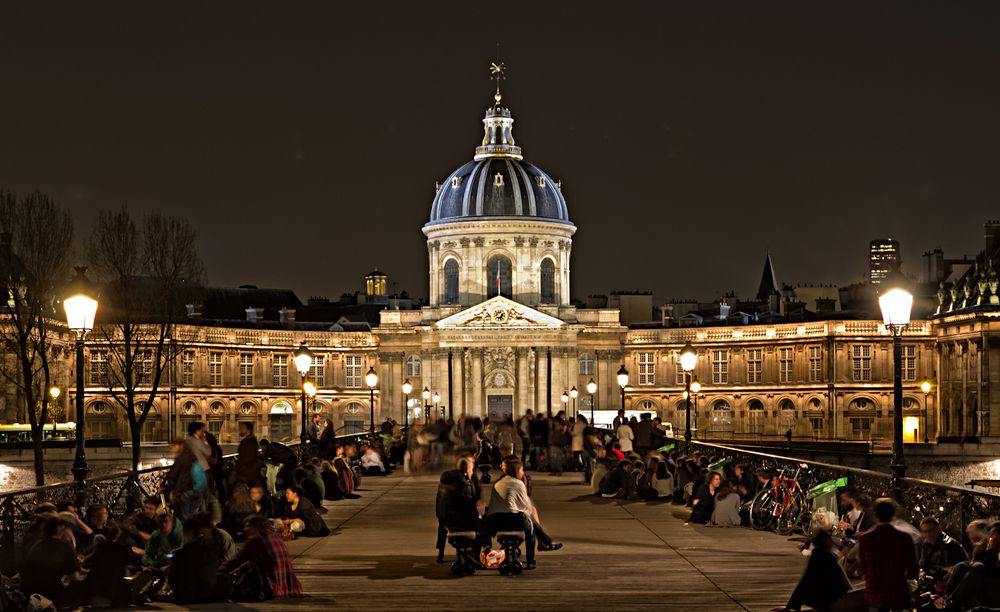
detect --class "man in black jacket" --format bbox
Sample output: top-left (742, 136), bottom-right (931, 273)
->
top-left (234, 421), bottom-right (260, 485)
top-left (260, 438), bottom-right (298, 491)
top-left (435, 457), bottom-right (482, 563)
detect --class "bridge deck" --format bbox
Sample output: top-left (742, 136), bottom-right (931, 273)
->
top-left (160, 472), bottom-right (809, 611)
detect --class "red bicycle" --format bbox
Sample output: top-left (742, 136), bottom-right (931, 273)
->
top-left (749, 463), bottom-right (812, 535)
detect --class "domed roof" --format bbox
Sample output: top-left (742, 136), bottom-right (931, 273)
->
top-left (426, 71), bottom-right (571, 227)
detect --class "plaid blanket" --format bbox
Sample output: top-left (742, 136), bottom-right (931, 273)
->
top-left (264, 529), bottom-right (303, 597)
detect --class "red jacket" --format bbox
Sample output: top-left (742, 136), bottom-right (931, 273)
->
top-left (857, 523), bottom-right (918, 609)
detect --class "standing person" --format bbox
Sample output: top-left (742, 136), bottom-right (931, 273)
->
top-left (612, 409), bottom-right (626, 430)
top-left (235, 421), bottom-right (261, 486)
top-left (616, 418), bottom-right (634, 454)
top-left (318, 419), bottom-right (336, 461)
top-left (772, 530), bottom-right (853, 612)
top-left (571, 414), bottom-right (587, 473)
top-left (633, 413), bottom-right (653, 458)
top-left (547, 413), bottom-right (568, 476)
top-left (306, 413), bottom-right (321, 448)
top-left (530, 413), bottom-right (548, 470)
top-left (856, 498), bottom-right (918, 612)
top-left (517, 410), bottom-right (533, 467)
top-left (163, 437), bottom-right (203, 522)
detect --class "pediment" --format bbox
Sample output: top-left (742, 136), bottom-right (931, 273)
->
top-left (434, 296), bottom-right (564, 329)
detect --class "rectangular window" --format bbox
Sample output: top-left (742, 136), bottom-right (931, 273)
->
top-left (239, 352), bottom-right (254, 387)
top-left (345, 355), bottom-right (362, 388)
top-left (309, 355), bottom-right (325, 387)
top-left (809, 417), bottom-right (824, 437)
top-left (851, 345), bottom-right (871, 382)
top-left (808, 346), bottom-right (822, 382)
top-left (675, 361), bottom-right (685, 385)
top-left (637, 352), bottom-right (655, 385)
top-left (579, 353), bottom-right (594, 376)
top-left (208, 420), bottom-right (223, 438)
top-left (850, 417), bottom-right (873, 441)
top-left (711, 350), bottom-right (728, 384)
top-left (778, 347), bottom-right (793, 383)
top-left (90, 349), bottom-right (108, 386)
top-left (272, 354), bottom-right (288, 387)
top-left (182, 350), bottom-right (195, 386)
top-left (209, 351), bottom-right (223, 386)
top-left (902, 345), bottom-right (916, 381)
top-left (746, 349), bottom-right (762, 383)
top-left (136, 349), bottom-right (154, 386)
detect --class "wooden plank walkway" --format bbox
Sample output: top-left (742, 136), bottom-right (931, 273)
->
top-left (156, 472), bottom-right (810, 611)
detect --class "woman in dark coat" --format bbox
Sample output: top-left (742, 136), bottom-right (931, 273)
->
top-left (689, 471), bottom-right (722, 524)
top-left (773, 530), bottom-right (853, 612)
top-left (318, 419), bottom-right (336, 461)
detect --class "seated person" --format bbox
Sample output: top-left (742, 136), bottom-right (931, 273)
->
top-left (221, 482), bottom-right (257, 540)
top-left (360, 445), bottom-right (385, 476)
top-left (689, 471), bottom-right (722, 524)
top-left (20, 516), bottom-right (82, 606)
top-left (599, 460), bottom-right (635, 499)
top-left (250, 485), bottom-right (275, 519)
top-left (280, 486), bottom-right (330, 537)
top-left (938, 521), bottom-right (1000, 611)
top-left (710, 481), bottom-right (742, 527)
top-left (126, 496), bottom-right (160, 546)
top-left (320, 461), bottom-right (346, 501)
top-left (222, 516), bottom-right (303, 599)
top-left (84, 521), bottom-right (133, 607)
top-left (260, 438), bottom-right (298, 491)
top-left (633, 461), bottom-right (658, 501)
top-left (486, 457), bottom-right (536, 570)
top-left (651, 460), bottom-right (674, 499)
top-left (141, 509), bottom-right (183, 568)
top-left (293, 467), bottom-right (324, 508)
top-left (590, 454), bottom-right (611, 495)
top-left (435, 456), bottom-right (483, 562)
top-left (918, 516), bottom-right (967, 581)
top-left (195, 513), bottom-right (237, 564)
top-left (168, 519), bottom-right (222, 605)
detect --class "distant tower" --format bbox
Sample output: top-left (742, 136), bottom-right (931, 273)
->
top-left (869, 239), bottom-right (900, 284)
top-left (364, 268), bottom-right (388, 305)
top-left (756, 252), bottom-right (780, 314)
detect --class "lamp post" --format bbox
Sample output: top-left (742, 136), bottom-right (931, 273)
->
top-left (366, 366), bottom-right (379, 436)
top-left (920, 380), bottom-right (932, 445)
top-left (569, 386), bottom-right (578, 418)
top-left (293, 342), bottom-right (312, 456)
top-left (560, 391), bottom-right (569, 416)
top-left (690, 379), bottom-right (701, 438)
top-left (303, 381), bottom-right (317, 428)
top-left (617, 364), bottom-right (629, 415)
top-left (879, 287), bottom-right (914, 502)
top-left (586, 378), bottom-right (597, 425)
top-left (432, 391), bottom-right (441, 419)
top-left (64, 266), bottom-right (98, 507)
top-left (49, 386), bottom-right (61, 433)
top-left (402, 379), bottom-right (413, 430)
top-left (422, 387), bottom-right (431, 423)
top-left (680, 342), bottom-right (698, 448)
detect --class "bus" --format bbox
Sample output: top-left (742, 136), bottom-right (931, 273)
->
top-left (0, 422), bottom-right (76, 444)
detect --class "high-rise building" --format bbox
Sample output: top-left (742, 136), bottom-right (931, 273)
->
top-left (869, 239), bottom-right (900, 284)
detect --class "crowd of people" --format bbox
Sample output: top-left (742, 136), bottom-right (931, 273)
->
top-left (7, 418), bottom-right (392, 608)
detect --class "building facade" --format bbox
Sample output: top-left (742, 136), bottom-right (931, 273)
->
top-left (5, 85), bottom-right (999, 446)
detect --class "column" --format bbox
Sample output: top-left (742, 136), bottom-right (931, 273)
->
top-left (471, 349), bottom-right (483, 418)
top-left (516, 348), bottom-right (529, 418)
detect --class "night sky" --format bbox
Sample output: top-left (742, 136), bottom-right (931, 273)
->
top-left (2, 3), bottom-right (999, 305)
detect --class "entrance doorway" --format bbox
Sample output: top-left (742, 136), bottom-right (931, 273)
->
top-left (488, 395), bottom-right (512, 421)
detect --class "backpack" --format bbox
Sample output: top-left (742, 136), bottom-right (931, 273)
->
top-left (191, 463), bottom-right (207, 492)
top-left (230, 562), bottom-right (270, 602)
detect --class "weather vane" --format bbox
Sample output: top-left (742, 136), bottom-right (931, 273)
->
top-left (490, 47), bottom-right (506, 105)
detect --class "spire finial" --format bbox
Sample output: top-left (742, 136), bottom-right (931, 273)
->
top-left (490, 46), bottom-right (506, 106)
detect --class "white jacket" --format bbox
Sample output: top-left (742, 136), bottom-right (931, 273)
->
top-left (617, 424), bottom-right (634, 452)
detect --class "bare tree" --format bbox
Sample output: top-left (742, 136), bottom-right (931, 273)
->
top-left (87, 208), bottom-right (204, 473)
top-left (0, 191), bottom-right (74, 486)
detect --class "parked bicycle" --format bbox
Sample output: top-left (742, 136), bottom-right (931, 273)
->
top-left (749, 463), bottom-right (813, 535)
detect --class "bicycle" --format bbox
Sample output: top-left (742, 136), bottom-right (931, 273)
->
top-left (749, 463), bottom-right (813, 535)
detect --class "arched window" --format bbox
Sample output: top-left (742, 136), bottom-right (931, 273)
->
top-left (486, 254), bottom-right (512, 299)
top-left (443, 259), bottom-right (459, 304)
top-left (342, 402), bottom-right (366, 434)
top-left (710, 400), bottom-right (733, 435)
top-left (747, 399), bottom-right (765, 435)
top-left (540, 258), bottom-right (555, 303)
top-left (406, 355), bottom-right (421, 377)
top-left (578, 353), bottom-right (594, 376)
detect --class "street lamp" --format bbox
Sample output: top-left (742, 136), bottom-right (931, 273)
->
top-left (561, 390), bottom-right (569, 415)
top-left (49, 386), bottom-right (61, 433)
top-left (402, 379), bottom-right (413, 430)
top-left (432, 391), bottom-right (441, 418)
top-left (920, 380), bottom-right (932, 445)
top-left (303, 381), bottom-right (317, 432)
top-left (569, 386), bottom-right (578, 418)
top-left (293, 342), bottom-right (312, 455)
top-left (64, 266), bottom-right (98, 505)
top-left (366, 366), bottom-right (379, 435)
top-left (422, 387), bottom-right (431, 423)
top-left (617, 364), bottom-right (629, 415)
top-left (879, 286), bottom-right (913, 501)
top-left (680, 342), bottom-right (697, 447)
top-left (586, 378), bottom-right (597, 425)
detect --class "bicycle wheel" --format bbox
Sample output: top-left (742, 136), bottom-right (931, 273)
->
top-left (749, 489), bottom-right (777, 531)
top-left (775, 490), bottom-right (807, 536)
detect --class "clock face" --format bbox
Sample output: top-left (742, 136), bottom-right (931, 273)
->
top-left (492, 308), bottom-right (508, 323)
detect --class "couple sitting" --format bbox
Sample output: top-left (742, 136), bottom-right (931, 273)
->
top-left (436, 456), bottom-right (540, 570)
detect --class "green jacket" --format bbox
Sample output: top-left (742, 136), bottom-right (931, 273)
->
top-left (142, 526), bottom-right (183, 567)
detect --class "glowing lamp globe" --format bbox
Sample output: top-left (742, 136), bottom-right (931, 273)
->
top-left (879, 288), bottom-right (913, 328)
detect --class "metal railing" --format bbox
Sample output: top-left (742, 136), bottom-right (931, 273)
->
top-left (687, 440), bottom-right (1000, 540)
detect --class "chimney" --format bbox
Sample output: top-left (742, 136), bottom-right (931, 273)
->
top-left (185, 303), bottom-right (203, 320)
top-left (245, 307), bottom-right (264, 323)
top-left (719, 301), bottom-right (731, 320)
top-left (279, 307), bottom-right (296, 323)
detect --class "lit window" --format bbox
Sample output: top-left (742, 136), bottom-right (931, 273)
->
top-left (808, 346), bottom-right (822, 382)
top-left (675, 360), bottom-right (685, 385)
top-left (902, 345), bottom-right (916, 381)
top-left (209, 352), bottom-right (223, 386)
top-left (90, 349), bottom-right (108, 386)
top-left (182, 350), bottom-right (195, 386)
top-left (638, 352), bottom-right (655, 385)
top-left (711, 350), bottom-right (728, 384)
top-left (136, 349), bottom-right (154, 386)
top-left (272, 354), bottom-right (288, 387)
top-left (239, 353), bottom-right (254, 387)
top-left (851, 345), bottom-right (872, 381)
top-left (406, 355), bottom-right (421, 377)
top-left (345, 355), bottom-right (363, 388)
top-left (779, 347), bottom-right (793, 383)
top-left (578, 353), bottom-right (594, 376)
top-left (309, 354), bottom-right (325, 387)
top-left (746, 349), bottom-right (762, 383)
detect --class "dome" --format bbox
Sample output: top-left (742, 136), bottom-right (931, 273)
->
top-left (428, 158), bottom-right (569, 224)
top-left (426, 81), bottom-right (571, 226)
